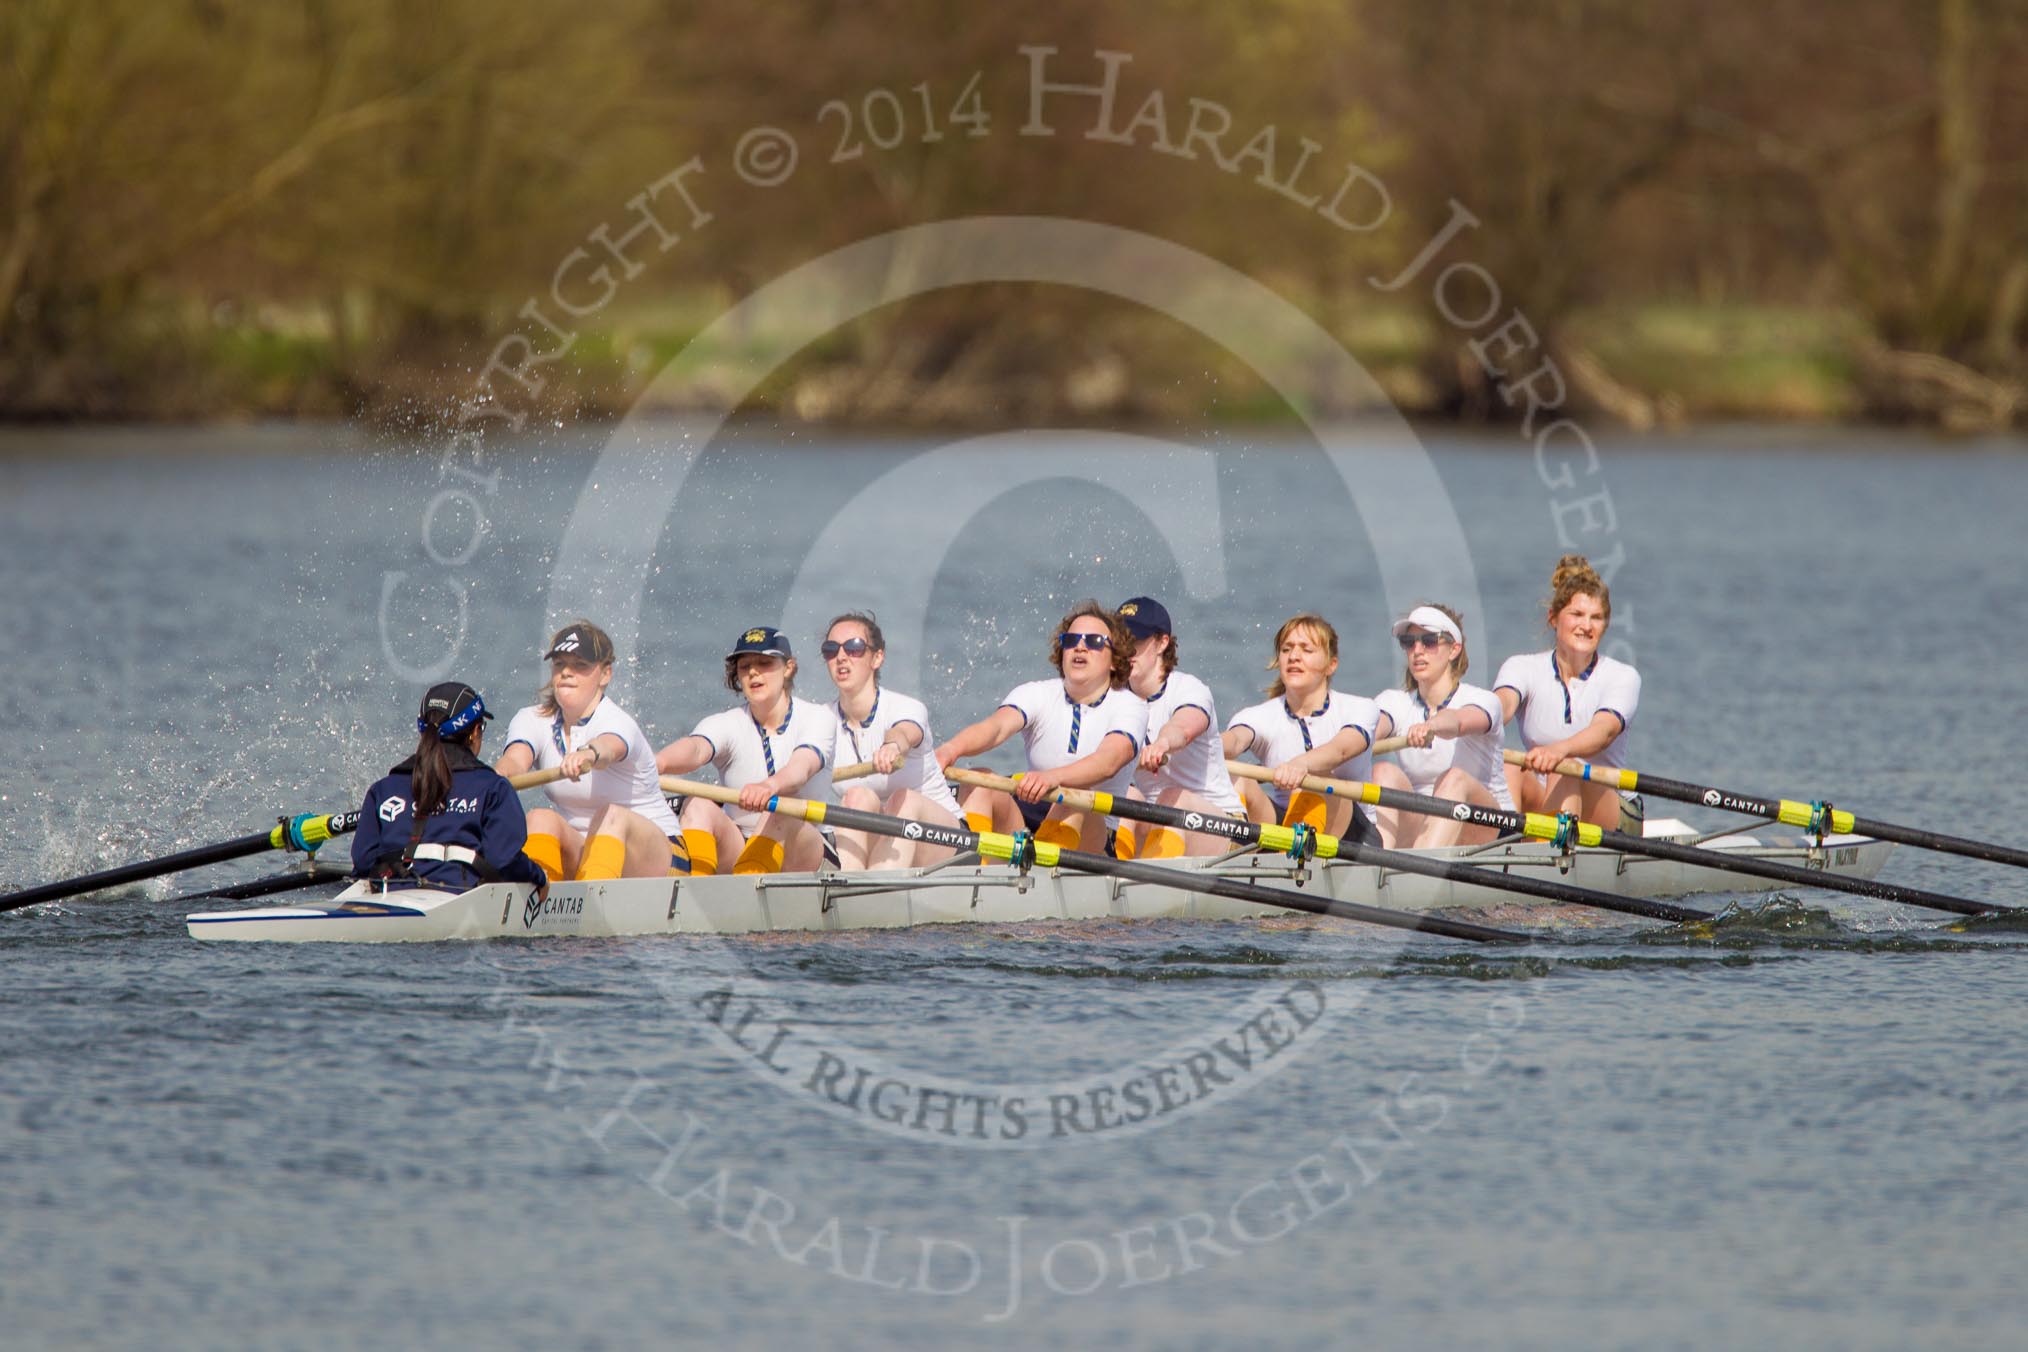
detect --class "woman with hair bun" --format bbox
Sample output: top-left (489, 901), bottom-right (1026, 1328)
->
top-left (1494, 555), bottom-right (1643, 829)
top-left (351, 682), bottom-right (549, 895)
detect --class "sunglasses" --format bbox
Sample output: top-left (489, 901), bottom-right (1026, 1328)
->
top-left (1397, 631), bottom-right (1452, 651)
top-left (820, 638), bottom-right (873, 659)
top-left (1059, 631), bottom-right (1112, 652)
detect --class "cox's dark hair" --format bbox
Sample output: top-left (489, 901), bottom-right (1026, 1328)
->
top-left (411, 710), bottom-right (480, 820)
top-left (1049, 600), bottom-right (1133, 689)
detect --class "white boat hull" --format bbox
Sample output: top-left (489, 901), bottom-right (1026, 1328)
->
top-left (186, 825), bottom-right (1897, 942)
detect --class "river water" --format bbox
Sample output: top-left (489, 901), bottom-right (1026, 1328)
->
top-left (2, 422), bottom-right (2026, 1350)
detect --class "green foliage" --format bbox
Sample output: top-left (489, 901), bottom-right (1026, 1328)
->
top-left (1, 0), bottom-right (2023, 423)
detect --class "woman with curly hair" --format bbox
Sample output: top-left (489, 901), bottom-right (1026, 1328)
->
top-left (935, 599), bottom-right (1147, 855)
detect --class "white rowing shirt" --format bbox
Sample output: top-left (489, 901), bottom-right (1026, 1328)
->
top-left (502, 697), bottom-right (680, 835)
top-left (1134, 670), bottom-right (1243, 815)
top-left (1493, 650), bottom-right (1641, 769)
top-left (1226, 692), bottom-right (1381, 821)
top-left (832, 687), bottom-right (961, 816)
top-left (1373, 682), bottom-right (1515, 810)
top-left (690, 697), bottom-right (840, 834)
top-left (999, 679), bottom-right (1147, 804)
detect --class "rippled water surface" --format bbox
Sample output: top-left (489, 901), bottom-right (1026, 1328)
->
top-left (3, 423), bottom-right (2026, 1349)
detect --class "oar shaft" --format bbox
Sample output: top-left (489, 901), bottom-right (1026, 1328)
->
top-left (1503, 749), bottom-right (2028, 871)
top-left (0, 809), bottom-right (361, 915)
top-left (945, 766), bottom-right (1706, 923)
top-left (0, 830), bottom-right (280, 912)
top-left (5, 765), bottom-right (567, 915)
top-left (1231, 760), bottom-right (2005, 917)
top-left (660, 776), bottom-right (1526, 943)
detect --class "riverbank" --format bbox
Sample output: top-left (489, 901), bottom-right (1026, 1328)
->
top-left (5, 297), bottom-right (2018, 433)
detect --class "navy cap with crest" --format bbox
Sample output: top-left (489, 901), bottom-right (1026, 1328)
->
top-left (1115, 596), bottom-right (1172, 639)
top-left (726, 625), bottom-right (793, 661)
top-left (418, 682), bottom-right (493, 739)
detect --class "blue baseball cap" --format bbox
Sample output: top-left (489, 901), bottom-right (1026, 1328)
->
top-left (726, 626), bottom-right (793, 661)
top-left (1115, 596), bottom-right (1172, 639)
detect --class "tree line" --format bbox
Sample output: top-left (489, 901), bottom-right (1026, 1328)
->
top-left (3, 0), bottom-right (2024, 427)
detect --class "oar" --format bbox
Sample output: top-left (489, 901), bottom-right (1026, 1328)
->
top-left (1228, 760), bottom-right (2007, 917)
top-left (834, 761), bottom-right (875, 784)
top-left (0, 815), bottom-right (361, 915)
top-left (3, 766), bottom-right (567, 915)
top-left (168, 861), bottom-right (354, 904)
top-left (660, 776), bottom-right (1528, 944)
top-left (1504, 748), bottom-right (2028, 872)
top-left (945, 766), bottom-right (1709, 923)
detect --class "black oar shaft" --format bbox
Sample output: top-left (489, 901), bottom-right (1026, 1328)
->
top-left (1375, 783), bottom-right (2003, 918)
top-left (808, 798), bottom-right (1525, 943)
top-left (1231, 761), bottom-right (2004, 917)
top-left (659, 776), bottom-right (1526, 944)
top-left (1050, 844), bottom-right (1529, 944)
top-left (1052, 779), bottom-right (1709, 923)
top-left (0, 830), bottom-right (278, 914)
top-left (1624, 770), bottom-right (2028, 872)
top-left (1515, 752), bottom-right (2028, 873)
top-left (0, 812), bottom-right (360, 915)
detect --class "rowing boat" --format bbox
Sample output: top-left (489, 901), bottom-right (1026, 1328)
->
top-left (184, 817), bottom-right (1893, 942)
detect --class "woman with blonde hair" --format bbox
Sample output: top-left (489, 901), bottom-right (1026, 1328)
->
top-left (1368, 603), bottom-right (1511, 848)
top-left (1221, 614), bottom-right (1379, 840)
top-left (1494, 554), bottom-right (1643, 829)
top-left (495, 620), bottom-right (686, 880)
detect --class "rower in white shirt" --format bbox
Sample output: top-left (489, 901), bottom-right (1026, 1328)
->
top-left (1494, 553), bottom-right (1643, 830)
top-left (935, 600), bottom-right (1147, 856)
top-left (654, 626), bottom-right (839, 875)
top-left (495, 620), bottom-right (685, 881)
top-left (821, 610), bottom-right (961, 871)
top-left (1369, 603), bottom-right (1512, 848)
top-left (1222, 613), bottom-right (1379, 840)
top-left (1115, 595), bottom-right (1244, 858)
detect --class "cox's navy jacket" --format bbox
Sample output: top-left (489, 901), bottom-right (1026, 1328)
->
top-left (351, 744), bottom-right (546, 890)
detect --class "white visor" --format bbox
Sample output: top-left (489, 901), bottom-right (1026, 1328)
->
top-left (1391, 606), bottom-right (1463, 644)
